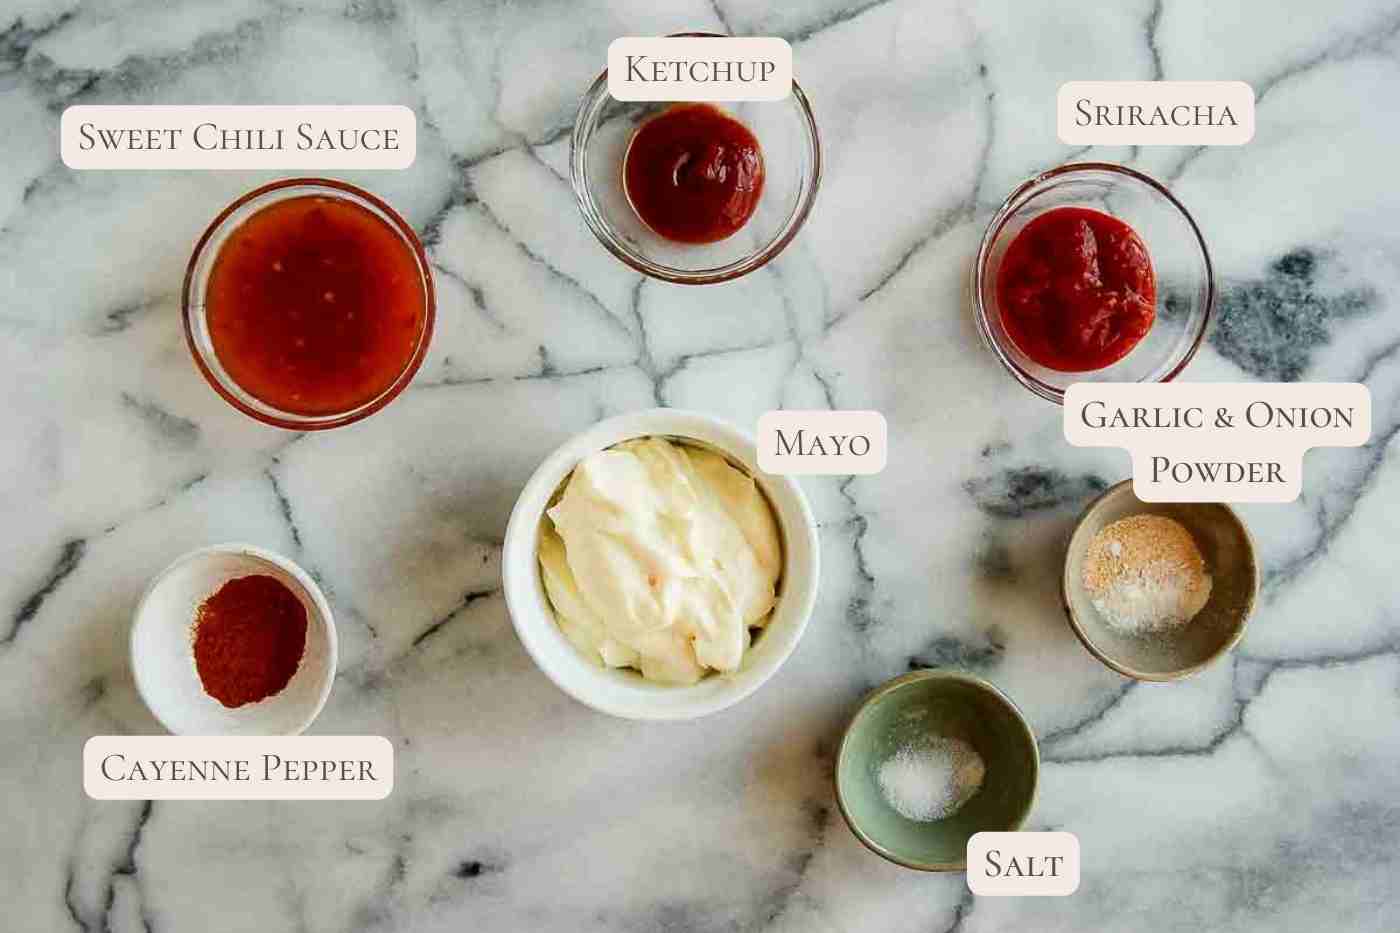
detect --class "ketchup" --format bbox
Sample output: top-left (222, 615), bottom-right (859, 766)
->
top-left (996, 207), bottom-right (1156, 372)
top-left (623, 104), bottom-right (764, 244)
top-left (206, 195), bottom-right (426, 416)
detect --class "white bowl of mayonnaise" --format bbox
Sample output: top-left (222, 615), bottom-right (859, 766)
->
top-left (503, 409), bottom-right (819, 720)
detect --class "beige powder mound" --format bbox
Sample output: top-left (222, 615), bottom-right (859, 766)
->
top-left (1083, 514), bottom-right (1212, 635)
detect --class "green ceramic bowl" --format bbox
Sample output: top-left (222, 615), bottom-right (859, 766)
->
top-left (835, 670), bottom-right (1039, 871)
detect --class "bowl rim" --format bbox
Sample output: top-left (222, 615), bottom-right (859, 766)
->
top-left (501, 408), bottom-right (820, 720)
top-left (971, 161), bottom-right (1215, 405)
top-left (1059, 478), bottom-right (1259, 682)
top-left (181, 177), bottom-right (436, 430)
top-left (569, 33), bottom-right (822, 285)
top-left (130, 542), bottom-right (338, 735)
top-left (834, 668), bottom-right (1040, 872)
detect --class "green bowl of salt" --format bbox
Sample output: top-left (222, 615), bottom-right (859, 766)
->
top-left (835, 669), bottom-right (1039, 871)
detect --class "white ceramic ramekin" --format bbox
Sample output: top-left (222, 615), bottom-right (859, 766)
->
top-left (502, 409), bottom-right (820, 720)
top-left (131, 543), bottom-right (337, 735)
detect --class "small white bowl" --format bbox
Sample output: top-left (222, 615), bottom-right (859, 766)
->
top-left (131, 544), bottom-right (337, 735)
top-left (503, 409), bottom-right (820, 720)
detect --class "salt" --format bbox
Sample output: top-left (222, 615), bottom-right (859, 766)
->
top-left (876, 736), bottom-right (985, 822)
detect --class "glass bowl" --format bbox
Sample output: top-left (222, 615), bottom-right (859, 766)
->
top-left (570, 42), bottom-right (821, 285)
top-left (973, 163), bottom-right (1213, 404)
top-left (182, 178), bottom-right (435, 430)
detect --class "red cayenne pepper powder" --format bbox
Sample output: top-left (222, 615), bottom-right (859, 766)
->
top-left (193, 574), bottom-right (308, 708)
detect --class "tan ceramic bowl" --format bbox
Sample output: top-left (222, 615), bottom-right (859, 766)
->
top-left (1062, 480), bottom-right (1258, 681)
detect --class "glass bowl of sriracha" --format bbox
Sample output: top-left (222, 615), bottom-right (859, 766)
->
top-left (183, 178), bottom-right (435, 429)
top-left (973, 162), bottom-right (1213, 404)
top-left (570, 34), bottom-right (821, 285)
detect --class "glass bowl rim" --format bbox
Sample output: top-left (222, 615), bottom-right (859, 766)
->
top-left (569, 37), bottom-right (822, 285)
top-left (181, 176), bottom-right (436, 430)
top-left (972, 161), bottom-right (1215, 405)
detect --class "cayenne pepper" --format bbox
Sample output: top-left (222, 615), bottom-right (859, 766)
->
top-left (193, 574), bottom-right (308, 708)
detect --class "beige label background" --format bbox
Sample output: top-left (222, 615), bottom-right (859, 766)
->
top-left (1064, 383), bottom-right (1371, 503)
top-left (757, 410), bottom-right (887, 475)
top-left (1058, 81), bottom-right (1255, 145)
top-left (84, 735), bottom-right (394, 800)
top-left (61, 105), bottom-right (416, 170)
top-left (608, 37), bottom-right (792, 101)
top-left (967, 832), bottom-right (1081, 896)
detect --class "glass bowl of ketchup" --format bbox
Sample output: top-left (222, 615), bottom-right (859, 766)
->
top-left (570, 35), bottom-right (821, 285)
top-left (183, 178), bottom-right (435, 429)
top-left (973, 163), bottom-right (1213, 404)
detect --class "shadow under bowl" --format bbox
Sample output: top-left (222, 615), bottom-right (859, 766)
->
top-left (835, 670), bottom-right (1039, 871)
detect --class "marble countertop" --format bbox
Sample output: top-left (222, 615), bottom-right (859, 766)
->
top-left (4, 0), bottom-right (1400, 930)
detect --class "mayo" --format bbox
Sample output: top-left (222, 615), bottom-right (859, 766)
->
top-left (538, 437), bottom-right (782, 684)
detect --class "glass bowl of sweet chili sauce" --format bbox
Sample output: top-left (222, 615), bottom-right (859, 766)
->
top-left (973, 163), bottom-right (1213, 404)
top-left (570, 34), bottom-right (821, 285)
top-left (183, 178), bottom-right (434, 429)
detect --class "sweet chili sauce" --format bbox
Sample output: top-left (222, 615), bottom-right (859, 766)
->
top-left (623, 103), bottom-right (765, 244)
top-left (206, 195), bottom-right (426, 416)
top-left (996, 206), bottom-right (1156, 372)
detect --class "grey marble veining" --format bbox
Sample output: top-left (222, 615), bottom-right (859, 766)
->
top-left (2, 1), bottom-right (1399, 931)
